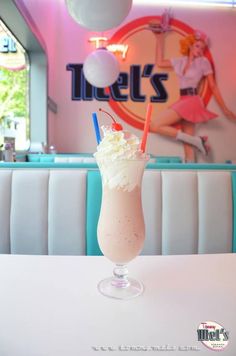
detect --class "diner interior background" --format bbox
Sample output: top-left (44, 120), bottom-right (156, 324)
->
top-left (12, 1), bottom-right (236, 162)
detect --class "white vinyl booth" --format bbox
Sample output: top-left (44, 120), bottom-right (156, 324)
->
top-left (0, 169), bottom-right (233, 255)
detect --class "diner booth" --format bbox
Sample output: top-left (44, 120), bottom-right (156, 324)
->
top-left (0, 0), bottom-right (235, 354)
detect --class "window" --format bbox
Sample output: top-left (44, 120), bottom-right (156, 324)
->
top-left (1, 0), bottom-right (47, 153)
top-left (0, 19), bottom-right (30, 150)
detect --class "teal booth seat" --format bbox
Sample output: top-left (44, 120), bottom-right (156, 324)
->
top-left (26, 153), bottom-right (182, 164)
top-left (15, 154), bottom-right (27, 162)
top-left (27, 153), bottom-right (93, 163)
top-left (232, 172), bottom-right (236, 252)
top-left (86, 171), bottom-right (103, 255)
top-left (155, 156), bottom-right (182, 163)
top-left (3, 161), bottom-right (236, 171)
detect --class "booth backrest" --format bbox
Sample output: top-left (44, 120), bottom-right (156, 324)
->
top-left (87, 170), bottom-right (234, 255)
top-left (0, 169), bottom-right (235, 255)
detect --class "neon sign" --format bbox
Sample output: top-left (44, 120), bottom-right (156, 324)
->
top-left (67, 17), bottom-right (214, 130)
top-left (67, 63), bottom-right (168, 102)
top-left (89, 37), bottom-right (128, 59)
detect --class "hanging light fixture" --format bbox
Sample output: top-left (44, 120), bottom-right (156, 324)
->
top-left (83, 48), bottom-right (120, 88)
top-left (65, 0), bottom-right (133, 31)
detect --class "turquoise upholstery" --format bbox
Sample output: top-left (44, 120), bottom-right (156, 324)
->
top-left (27, 153), bottom-right (94, 162)
top-left (86, 171), bottom-right (102, 255)
top-left (232, 173), bottom-right (236, 253)
top-left (26, 153), bottom-right (182, 164)
top-left (155, 156), bottom-right (182, 163)
top-left (0, 162), bottom-right (98, 169)
top-left (15, 154), bottom-right (27, 162)
top-left (2, 161), bottom-right (236, 170)
top-left (26, 153), bottom-right (183, 164)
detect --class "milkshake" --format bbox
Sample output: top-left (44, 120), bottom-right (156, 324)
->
top-left (97, 159), bottom-right (147, 264)
top-left (94, 126), bottom-right (149, 299)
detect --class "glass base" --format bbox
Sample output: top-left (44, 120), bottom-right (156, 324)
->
top-left (98, 276), bottom-right (144, 300)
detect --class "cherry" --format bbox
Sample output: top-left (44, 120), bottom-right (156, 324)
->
top-left (112, 122), bottom-right (123, 131)
top-left (99, 108), bottom-right (123, 131)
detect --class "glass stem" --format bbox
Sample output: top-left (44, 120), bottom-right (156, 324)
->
top-left (111, 264), bottom-right (130, 288)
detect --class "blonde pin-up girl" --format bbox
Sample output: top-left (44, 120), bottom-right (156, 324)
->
top-left (150, 27), bottom-right (236, 162)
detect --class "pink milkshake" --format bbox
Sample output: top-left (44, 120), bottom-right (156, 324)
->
top-left (97, 159), bottom-right (147, 264)
top-left (94, 126), bottom-right (149, 299)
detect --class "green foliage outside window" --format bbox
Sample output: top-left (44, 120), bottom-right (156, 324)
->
top-left (0, 67), bottom-right (28, 123)
top-left (0, 19), bottom-right (29, 150)
top-left (0, 67), bottom-right (29, 148)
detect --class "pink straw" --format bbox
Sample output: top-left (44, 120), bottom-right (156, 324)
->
top-left (141, 103), bottom-right (153, 152)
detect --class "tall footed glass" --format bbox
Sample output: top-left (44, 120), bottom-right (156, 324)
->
top-left (96, 158), bottom-right (148, 300)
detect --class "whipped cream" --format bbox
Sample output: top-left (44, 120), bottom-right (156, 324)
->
top-left (94, 126), bottom-right (147, 161)
top-left (94, 126), bottom-right (149, 191)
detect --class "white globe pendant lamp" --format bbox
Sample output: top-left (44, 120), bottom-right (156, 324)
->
top-left (83, 48), bottom-right (120, 88)
top-left (65, 0), bottom-right (133, 31)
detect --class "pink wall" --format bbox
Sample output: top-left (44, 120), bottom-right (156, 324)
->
top-left (19, 1), bottom-right (236, 162)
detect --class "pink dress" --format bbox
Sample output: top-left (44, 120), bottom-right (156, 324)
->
top-left (170, 56), bottom-right (218, 123)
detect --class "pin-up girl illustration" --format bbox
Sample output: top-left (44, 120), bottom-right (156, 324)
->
top-left (149, 15), bottom-right (236, 162)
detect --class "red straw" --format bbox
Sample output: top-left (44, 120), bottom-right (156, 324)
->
top-left (141, 103), bottom-right (153, 152)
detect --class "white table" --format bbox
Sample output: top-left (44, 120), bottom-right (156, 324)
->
top-left (0, 254), bottom-right (235, 356)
